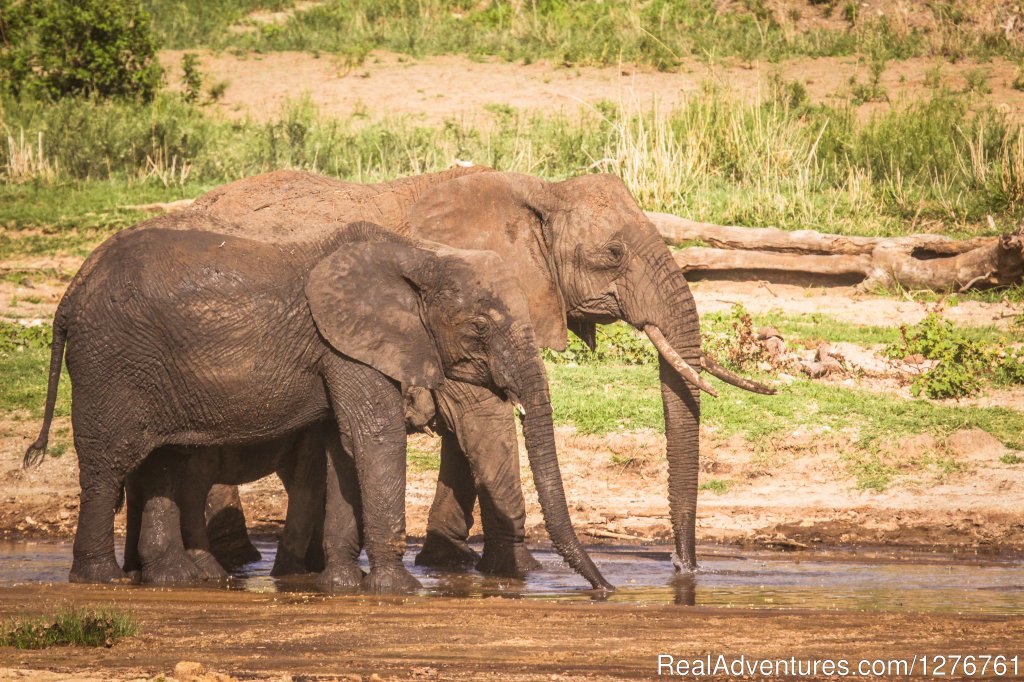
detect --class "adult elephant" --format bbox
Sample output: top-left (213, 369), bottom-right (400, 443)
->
top-left (24, 219), bottom-right (610, 591)
top-left (187, 167), bottom-right (771, 573)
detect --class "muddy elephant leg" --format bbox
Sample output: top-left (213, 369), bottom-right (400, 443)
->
top-left (69, 434), bottom-right (136, 584)
top-left (176, 455), bottom-right (229, 580)
top-left (433, 382), bottom-right (540, 578)
top-left (205, 484), bottom-right (262, 569)
top-left (272, 431), bottom-right (327, 576)
top-left (324, 361), bottom-right (419, 593)
top-left (317, 437), bottom-right (363, 590)
top-left (415, 431), bottom-right (480, 568)
top-left (132, 449), bottom-right (205, 585)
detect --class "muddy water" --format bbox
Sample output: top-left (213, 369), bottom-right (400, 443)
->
top-left (2, 540), bottom-right (1023, 614)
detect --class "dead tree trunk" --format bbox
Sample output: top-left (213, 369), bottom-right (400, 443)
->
top-left (646, 212), bottom-right (1024, 292)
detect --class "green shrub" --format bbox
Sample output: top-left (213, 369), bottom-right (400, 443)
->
top-left (886, 313), bottom-right (1023, 399)
top-left (0, 608), bottom-right (138, 649)
top-left (180, 53), bottom-right (203, 104)
top-left (543, 322), bottom-right (655, 366)
top-left (0, 0), bottom-right (162, 101)
top-left (0, 321), bottom-right (52, 353)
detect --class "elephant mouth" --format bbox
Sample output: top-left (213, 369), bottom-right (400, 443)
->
top-left (566, 288), bottom-right (621, 319)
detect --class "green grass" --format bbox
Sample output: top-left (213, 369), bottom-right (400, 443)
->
top-left (699, 478), bottom-right (731, 494)
top-left (1001, 452), bottom-right (1024, 465)
top-left (4, 83), bottom-right (1023, 243)
top-left (746, 311), bottom-right (1019, 348)
top-left (142, 0), bottom-right (1024, 66)
top-left (548, 362), bottom-right (1024, 451)
top-left (408, 442), bottom-right (441, 472)
top-left (0, 608), bottom-right (138, 649)
top-left (0, 322), bottom-right (70, 416)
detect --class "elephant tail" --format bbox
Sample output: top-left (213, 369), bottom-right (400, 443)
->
top-left (23, 292), bottom-right (71, 468)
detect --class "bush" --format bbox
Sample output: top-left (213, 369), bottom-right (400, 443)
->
top-left (543, 322), bottom-right (656, 366)
top-left (0, 0), bottom-right (162, 101)
top-left (886, 313), bottom-right (1023, 399)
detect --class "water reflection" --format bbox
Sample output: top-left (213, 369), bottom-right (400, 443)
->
top-left (1, 539), bottom-right (1023, 615)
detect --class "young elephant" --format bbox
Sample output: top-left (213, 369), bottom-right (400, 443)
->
top-left (25, 220), bottom-right (610, 592)
top-left (124, 389), bottom-right (436, 584)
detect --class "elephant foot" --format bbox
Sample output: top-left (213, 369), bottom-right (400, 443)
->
top-left (70, 556), bottom-right (130, 584)
top-left (209, 534), bottom-right (262, 570)
top-left (316, 561), bottom-right (365, 591)
top-left (476, 542), bottom-right (541, 578)
top-left (271, 548), bottom-right (310, 577)
top-left (139, 551), bottom-right (206, 585)
top-left (363, 564), bottom-right (422, 594)
top-left (415, 531), bottom-right (480, 568)
top-left (187, 549), bottom-right (229, 580)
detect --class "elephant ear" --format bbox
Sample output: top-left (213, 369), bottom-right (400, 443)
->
top-left (406, 171), bottom-right (569, 351)
top-left (305, 242), bottom-right (443, 388)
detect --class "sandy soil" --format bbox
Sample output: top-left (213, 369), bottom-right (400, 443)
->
top-left (157, 49), bottom-right (1024, 124)
top-left (1, 583), bottom-right (1022, 681)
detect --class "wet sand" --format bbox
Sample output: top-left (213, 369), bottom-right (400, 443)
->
top-left (2, 582), bottom-right (1024, 681)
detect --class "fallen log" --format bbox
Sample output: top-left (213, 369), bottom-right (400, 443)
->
top-left (649, 211), bottom-right (1024, 292)
top-left (646, 212), bottom-right (996, 256)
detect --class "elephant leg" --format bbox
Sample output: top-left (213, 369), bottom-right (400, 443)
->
top-left (415, 431), bottom-right (480, 568)
top-left (272, 432), bottom-right (327, 577)
top-left (205, 484), bottom-right (262, 568)
top-left (132, 449), bottom-right (205, 585)
top-left (69, 433), bottom-right (136, 584)
top-left (324, 361), bottom-right (419, 594)
top-left (178, 455), bottom-right (229, 580)
top-left (317, 437), bottom-right (363, 590)
top-left (433, 382), bottom-right (540, 578)
top-left (121, 475), bottom-right (143, 580)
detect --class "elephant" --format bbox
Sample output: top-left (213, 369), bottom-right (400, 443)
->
top-left (182, 167), bottom-right (771, 574)
top-left (122, 386), bottom-right (438, 583)
top-left (122, 425), bottom-right (331, 583)
top-left (23, 219), bottom-right (611, 592)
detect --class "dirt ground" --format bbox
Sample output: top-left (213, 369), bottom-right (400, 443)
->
top-left (158, 49), bottom-right (1024, 125)
top-left (0, 583), bottom-right (1021, 681)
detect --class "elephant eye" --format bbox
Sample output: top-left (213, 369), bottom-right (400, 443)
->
top-left (596, 240), bottom-right (626, 269)
top-left (468, 316), bottom-right (491, 339)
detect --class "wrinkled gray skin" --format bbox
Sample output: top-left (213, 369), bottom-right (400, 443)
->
top-left (24, 219), bottom-right (610, 592)
top-left (188, 168), bottom-right (733, 573)
top-left (123, 389), bottom-right (436, 583)
top-left (122, 427), bottom-right (330, 583)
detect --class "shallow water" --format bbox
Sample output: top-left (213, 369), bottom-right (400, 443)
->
top-left (2, 539), bottom-right (1023, 614)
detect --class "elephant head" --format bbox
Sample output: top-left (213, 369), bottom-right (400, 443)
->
top-left (406, 173), bottom-right (770, 572)
top-left (305, 222), bottom-right (612, 590)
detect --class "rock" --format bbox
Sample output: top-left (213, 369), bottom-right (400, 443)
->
top-left (756, 326), bottom-right (781, 340)
top-left (173, 661), bottom-right (205, 681)
top-left (946, 428), bottom-right (1008, 461)
top-left (904, 353), bottom-right (927, 365)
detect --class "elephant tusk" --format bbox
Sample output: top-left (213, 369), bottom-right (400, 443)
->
top-left (643, 325), bottom-right (719, 398)
top-left (701, 354), bottom-right (777, 395)
top-left (513, 401), bottom-right (527, 417)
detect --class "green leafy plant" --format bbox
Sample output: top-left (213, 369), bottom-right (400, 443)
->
top-left (701, 304), bottom-right (771, 372)
top-left (0, 321), bottom-right (52, 353)
top-left (699, 478), bottom-right (730, 494)
top-left (0, 0), bottom-right (163, 101)
top-left (849, 57), bottom-right (889, 104)
top-left (886, 313), bottom-right (1022, 399)
top-left (180, 53), bottom-right (204, 103)
top-left (543, 323), bottom-right (655, 366)
top-left (1, 609), bottom-right (138, 649)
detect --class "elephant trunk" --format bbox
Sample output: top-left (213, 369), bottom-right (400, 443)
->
top-left (506, 327), bottom-right (613, 591)
top-left (621, 238), bottom-right (703, 572)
